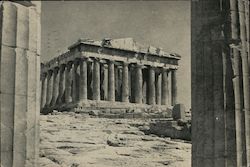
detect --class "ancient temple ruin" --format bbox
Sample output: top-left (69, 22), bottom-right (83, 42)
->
top-left (40, 38), bottom-right (180, 113)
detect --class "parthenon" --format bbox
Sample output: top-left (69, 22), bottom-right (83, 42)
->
top-left (40, 38), bottom-right (180, 113)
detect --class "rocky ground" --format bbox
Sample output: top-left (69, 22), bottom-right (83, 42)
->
top-left (39, 112), bottom-right (191, 167)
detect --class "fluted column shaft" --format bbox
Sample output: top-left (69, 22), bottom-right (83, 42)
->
top-left (108, 61), bottom-right (115, 101)
top-left (93, 59), bottom-right (100, 100)
top-left (171, 69), bottom-right (177, 106)
top-left (40, 73), bottom-right (47, 108)
top-left (135, 64), bottom-right (143, 104)
top-left (51, 67), bottom-right (59, 106)
top-left (65, 62), bottom-right (73, 103)
top-left (46, 70), bottom-right (53, 106)
top-left (156, 72), bottom-right (162, 105)
top-left (79, 58), bottom-right (88, 100)
top-left (57, 64), bottom-right (66, 104)
top-left (148, 67), bottom-right (156, 105)
top-left (102, 64), bottom-right (108, 100)
top-left (161, 69), bottom-right (169, 105)
top-left (72, 60), bottom-right (79, 102)
top-left (122, 62), bottom-right (129, 102)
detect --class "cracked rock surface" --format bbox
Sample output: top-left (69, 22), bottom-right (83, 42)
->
top-left (39, 112), bottom-right (191, 167)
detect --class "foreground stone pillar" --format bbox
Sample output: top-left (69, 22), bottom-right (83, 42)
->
top-left (148, 66), bottom-right (156, 105)
top-left (57, 64), bottom-right (66, 104)
top-left (161, 69), bottom-right (169, 105)
top-left (50, 67), bottom-right (59, 106)
top-left (79, 58), bottom-right (88, 100)
top-left (108, 60), bottom-right (115, 101)
top-left (122, 62), bottom-right (129, 102)
top-left (135, 64), bottom-right (143, 104)
top-left (156, 72), bottom-right (162, 105)
top-left (41, 73), bottom-right (47, 108)
top-left (46, 70), bottom-right (53, 106)
top-left (65, 62), bottom-right (73, 103)
top-left (171, 69), bottom-right (177, 106)
top-left (192, 1), bottom-right (237, 166)
top-left (0, 1), bottom-right (41, 166)
top-left (93, 58), bottom-right (100, 100)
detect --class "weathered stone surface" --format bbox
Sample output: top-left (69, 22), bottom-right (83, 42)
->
top-left (2, 2), bottom-right (17, 47)
top-left (0, 1), bottom-right (41, 167)
top-left (172, 103), bottom-right (186, 120)
top-left (40, 113), bottom-right (191, 167)
top-left (16, 3), bottom-right (29, 49)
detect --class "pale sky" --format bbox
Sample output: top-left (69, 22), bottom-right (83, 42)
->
top-left (41, 1), bottom-right (191, 109)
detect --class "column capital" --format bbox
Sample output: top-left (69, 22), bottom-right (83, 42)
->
top-left (123, 61), bottom-right (129, 66)
top-left (109, 60), bottom-right (115, 64)
top-left (80, 57), bottom-right (90, 61)
top-left (73, 59), bottom-right (80, 65)
top-left (92, 57), bottom-right (100, 62)
top-left (59, 63), bottom-right (66, 69)
top-left (136, 63), bottom-right (143, 68)
top-left (48, 69), bottom-right (53, 75)
top-left (53, 66), bottom-right (59, 72)
top-left (102, 63), bottom-right (109, 68)
top-left (67, 61), bottom-right (73, 68)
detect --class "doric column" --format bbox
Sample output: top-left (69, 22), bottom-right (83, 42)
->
top-left (161, 69), bottom-right (169, 105)
top-left (135, 64), bottom-right (143, 104)
top-left (93, 58), bottom-right (100, 101)
top-left (148, 66), bottom-right (156, 105)
top-left (50, 67), bottom-right (59, 106)
top-left (122, 62), bottom-right (129, 102)
top-left (40, 73), bottom-right (47, 108)
top-left (171, 69), bottom-right (177, 106)
top-left (156, 71), bottom-right (162, 105)
top-left (79, 58), bottom-right (88, 100)
top-left (57, 64), bottom-right (66, 104)
top-left (72, 60), bottom-right (79, 102)
top-left (46, 70), bottom-right (53, 106)
top-left (108, 60), bottom-right (115, 101)
top-left (102, 64), bottom-right (108, 100)
top-left (65, 61), bottom-right (73, 103)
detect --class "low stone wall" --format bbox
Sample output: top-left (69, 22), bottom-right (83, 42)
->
top-left (145, 119), bottom-right (191, 141)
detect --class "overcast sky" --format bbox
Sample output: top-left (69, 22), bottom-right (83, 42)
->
top-left (41, 1), bottom-right (191, 108)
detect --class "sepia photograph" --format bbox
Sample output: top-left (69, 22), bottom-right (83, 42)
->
top-left (0, 0), bottom-right (249, 167)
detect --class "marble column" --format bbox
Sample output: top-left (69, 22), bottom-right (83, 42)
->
top-left (148, 66), bottom-right (156, 105)
top-left (135, 64), bottom-right (143, 104)
top-left (161, 69), bottom-right (169, 105)
top-left (50, 67), bottom-right (59, 106)
top-left (57, 64), bottom-right (66, 104)
top-left (79, 58), bottom-right (88, 100)
top-left (93, 58), bottom-right (100, 101)
top-left (108, 60), bottom-right (115, 101)
top-left (102, 64), bottom-right (109, 100)
top-left (156, 72), bottom-right (162, 105)
top-left (171, 69), bottom-right (177, 106)
top-left (65, 62), bottom-right (73, 103)
top-left (40, 73), bottom-right (47, 108)
top-left (46, 70), bottom-right (53, 106)
top-left (122, 62), bottom-right (129, 102)
top-left (72, 60), bottom-right (79, 102)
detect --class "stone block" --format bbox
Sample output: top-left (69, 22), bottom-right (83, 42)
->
top-left (172, 103), bottom-right (186, 120)
top-left (15, 48), bottom-right (28, 95)
top-left (28, 7), bottom-right (38, 52)
top-left (16, 4), bottom-right (29, 49)
top-left (0, 46), bottom-right (16, 94)
top-left (13, 95), bottom-right (27, 167)
top-left (2, 2), bottom-right (17, 47)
